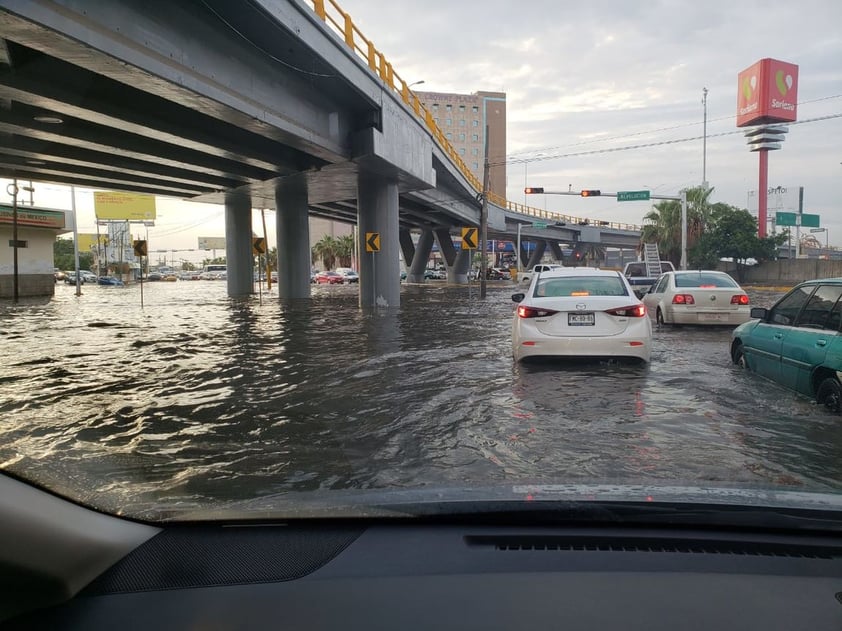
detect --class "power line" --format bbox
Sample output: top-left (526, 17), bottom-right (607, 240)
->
top-left (506, 94), bottom-right (842, 162)
top-left (492, 112), bottom-right (842, 167)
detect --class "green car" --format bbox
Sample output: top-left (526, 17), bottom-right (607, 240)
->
top-left (731, 278), bottom-right (842, 412)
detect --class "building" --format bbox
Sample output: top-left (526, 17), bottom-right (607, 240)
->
top-left (416, 90), bottom-right (507, 199)
top-left (0, 203), bottom-right (71, 298)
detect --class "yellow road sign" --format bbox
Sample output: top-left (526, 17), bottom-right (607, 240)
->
top-left (365, 232), bottom-right (381, 253)
top-left (252, 237), bottom-right (266, 255)
top-left (461, 227), bottom-right (478, 249)
top-left (132, 239), bottom-right (147, 257)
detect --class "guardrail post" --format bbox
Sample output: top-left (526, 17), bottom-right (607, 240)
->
top-left (313, 0), bottom-right (326, 20)
top-left (343, 14), bottom-right (354, 48)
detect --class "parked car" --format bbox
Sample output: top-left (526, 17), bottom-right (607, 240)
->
top-left (642, 270), bottom-right (751, 326)
top-left (487, 267), bottom-right (511, 280)
top-left (731, 278), bottom-right (842, 411)
top-left (80, 271), bottom-right (98, 283)
top-left (146, 272), bottom-right (163, 281)
top-left (63, 272), bottom-right (84, 284)
top-left (424, 269), bottom-right (446, 280)
top-left (511, 267), bottom-right (651, 362)
top-left (335, 268), bottom-right (359, 283)
top-left (97, 276), bottom-right (124, 286)
top-left (314, 271), bottom-right (345, 284)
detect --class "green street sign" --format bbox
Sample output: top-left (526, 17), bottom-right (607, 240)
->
top-left (776, 212), bottom-right (797, 226)
top-left (617, 190), bottom-right (650, 202)
top-left (532, 221), bottom-right (547, 229)
top-left (801, 213), bottom-right (820, 228)
top-left (776, 212), bottom-right (820, 228)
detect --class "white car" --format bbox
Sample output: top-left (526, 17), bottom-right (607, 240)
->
top-left (511, 267), bottom-right (652, 362)
top-left (642, 270), bottom-right (751, 326)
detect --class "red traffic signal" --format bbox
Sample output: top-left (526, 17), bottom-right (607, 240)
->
top-left (580, 190), bottom-right (601, 197)
top-left (524, 187), bottom-right (544, 194)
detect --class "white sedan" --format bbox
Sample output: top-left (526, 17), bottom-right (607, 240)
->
top-left (642, 270), bottom-right (751, 326)
top-left (511, 268), bottom-right (652, 362)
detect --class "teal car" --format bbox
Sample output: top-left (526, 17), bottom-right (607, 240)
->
top-left (731, 278), bottom-right (842, 412)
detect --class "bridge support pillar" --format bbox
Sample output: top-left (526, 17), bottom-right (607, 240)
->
top-left (225, 190), bottom-right (253, 297)
top-left (525, 240), bottom-right (547, 270)
top-left (358, 175), bottom-right (400, 308)
top-left (275, 176), bottom-right (311, 300)
top-left (450, 248), bottom-right (471, 284)
top-left (549, 241), bottom-right (565, 261)
top-left (407, 229), bottom-right (434, 283)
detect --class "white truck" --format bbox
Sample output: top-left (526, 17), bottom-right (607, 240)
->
top-left (623, 260), bottom-right (675, 297)
top-left (518, 263), bottom-right (564, 285)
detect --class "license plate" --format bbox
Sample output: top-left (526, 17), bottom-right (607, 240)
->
top-left (698, 313), bottom-right (725, 322)
top-left (568, 313), bottom-right (595, 326)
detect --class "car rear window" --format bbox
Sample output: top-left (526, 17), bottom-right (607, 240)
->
top-left (534, 276), bottom-right (628, 297)
top-left (674, 273), bottom-right (738, 288)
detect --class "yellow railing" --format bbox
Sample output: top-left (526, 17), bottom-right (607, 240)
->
top-left (307, 0), bottom-right (642, 234)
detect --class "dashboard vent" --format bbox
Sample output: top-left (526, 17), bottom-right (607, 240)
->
top-left (465, 535), bottom-right (842, 560)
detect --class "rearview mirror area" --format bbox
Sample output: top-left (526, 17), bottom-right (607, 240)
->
top-left (512, 293), bottom-right (525, 303)
top-left (750, 307), bottom-right (768, 320)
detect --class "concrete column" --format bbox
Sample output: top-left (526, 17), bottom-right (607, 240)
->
top-left (450, 247), bottom-right (471, 283)
top-left (407, 229), bottom-right (434, 282)
top-left (357, 174), bottom-right (400, 308)
top-left (224, 190), bottom-right (253, 296)
top-left (433, 228), bottom-right (457, 267)
top-left (549, 241), bottom-right (565, 261)
top-left (525, 240), bottom-right (547, 269)
top-left (399, 229), bottom-right (415, 271)
top-left (275, 176), bottom-right (310, 300)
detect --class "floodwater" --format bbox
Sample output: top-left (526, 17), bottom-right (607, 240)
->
top-left (1, 280), bottom-right (840, 520)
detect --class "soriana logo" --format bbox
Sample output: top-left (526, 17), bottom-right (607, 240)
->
top-left (736, 58), bottom-right (798, 127)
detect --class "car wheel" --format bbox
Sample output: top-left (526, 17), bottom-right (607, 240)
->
top-left (656, 308), bottom-right (666, 326)
top-left (732, 344), bottom-right (747, 369)
top-left (816, 377), bottom-right (842, 413)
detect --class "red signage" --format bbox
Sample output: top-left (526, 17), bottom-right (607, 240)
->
top-left (737, 58), bottom-right (799, 127)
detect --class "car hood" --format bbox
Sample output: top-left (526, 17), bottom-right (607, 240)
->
top-left (170, 483), bottom-right (842, 531)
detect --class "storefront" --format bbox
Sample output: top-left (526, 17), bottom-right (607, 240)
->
top-left (0, 204), bottom-right (71, 299)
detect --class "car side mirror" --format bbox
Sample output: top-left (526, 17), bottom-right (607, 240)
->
top-left (750, 307), bottom-right (768, 320)
top-left (512, 293), bottom-right (525, 303)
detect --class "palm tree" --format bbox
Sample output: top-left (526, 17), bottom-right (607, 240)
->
top-left (311, 235), bottom-right (338, 270)
top-left (335, 234), bottom-right (355, 268)
top-left (640, 185), bottom-right (714, 267)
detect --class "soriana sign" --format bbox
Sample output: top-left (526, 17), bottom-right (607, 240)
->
top-left (736, 58), bottom-right (799, 127)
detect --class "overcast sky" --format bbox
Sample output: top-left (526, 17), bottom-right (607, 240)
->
top-left (5, 0), bottom-right (841, 255)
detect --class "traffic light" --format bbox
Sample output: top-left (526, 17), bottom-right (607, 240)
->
top-left (580, 190), bottom-right (601, 197)
top-left (524, 187), bottom-right (544, 194)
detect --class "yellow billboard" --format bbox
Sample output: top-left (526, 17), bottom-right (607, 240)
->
top-left (94, 191), bottom-right (157, 220)
top-left (77, 233), bottom-right (109, 251)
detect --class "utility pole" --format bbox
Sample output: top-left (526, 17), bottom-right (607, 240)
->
top-left (479, 125), bottom-right (490, 299)
top-left (702, 87), bottom-right (708, 189)
top-left (9, 178), bottom-right (19, 303)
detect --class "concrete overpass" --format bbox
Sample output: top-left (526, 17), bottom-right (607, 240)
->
top-left (0, 0), bottom-right (642, 306)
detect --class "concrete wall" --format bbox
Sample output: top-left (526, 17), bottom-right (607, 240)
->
top-left (0, 227), bottom-right (57, 298)
top-left (719, 259), bottom-right (842, 286)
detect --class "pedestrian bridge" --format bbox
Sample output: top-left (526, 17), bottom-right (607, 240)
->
top-left (0, 0), bottom-right (642, 305)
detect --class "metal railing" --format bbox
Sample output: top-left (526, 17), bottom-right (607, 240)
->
top-left (307, 0), bottom-right (642, 234)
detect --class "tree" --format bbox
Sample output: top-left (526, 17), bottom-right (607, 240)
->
top-left (690, 205), bottom-right (789, 282)
top-left (640, 186), bottom-right (714, 267)
top-left (335, 234), bottom-right (354, 268)
top-left (312, 235), bottom-right (338, 270)
top-left (202, 256), bottom-right (226, 266)
top-left (54, 238), bottom-right (93, 271)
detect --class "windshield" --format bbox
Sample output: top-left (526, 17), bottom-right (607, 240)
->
top-left (1, 0), bottom-right (841, 525)
top-left (674, 273), bottom-right (739, 288)
top-left (534, 276), bottom-right (628, 297)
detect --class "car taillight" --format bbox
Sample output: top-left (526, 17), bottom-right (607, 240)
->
top-left (605, 304), bottom-right (647, 317)
top-left (517, 305), bottom-right (559, 318)
top-left (672, 294), bottom-right (695, 305)
top-left (731, 294), bottom-right (750, 305)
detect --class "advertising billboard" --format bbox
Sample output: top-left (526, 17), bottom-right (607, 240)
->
top-left (0, 204), bottom-right (65, 229)
top-left (93, 191), bottom-right (157, 221)
top-left (736, 58), bottom-right (799, 127)
top-left (198, 236), bottom-right (226, 250)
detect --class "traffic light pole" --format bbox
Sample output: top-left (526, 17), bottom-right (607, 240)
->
top-left (479, 126), bottom-right (490, 299)
top-left (526, 188), bottom-right (689, 270)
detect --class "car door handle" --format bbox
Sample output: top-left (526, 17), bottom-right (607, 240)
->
top-left (774, 333), bottom-right (783, 339)
top-left (816, 339), bottom-right (827, 347)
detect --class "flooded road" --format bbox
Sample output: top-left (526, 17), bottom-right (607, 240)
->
top-left (2, 280), bottom-right (840, 519)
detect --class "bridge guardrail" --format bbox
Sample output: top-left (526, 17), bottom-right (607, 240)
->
top-left (308, 0), bottom-right (641, 233)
